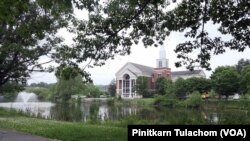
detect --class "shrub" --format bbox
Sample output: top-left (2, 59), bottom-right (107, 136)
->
top-left (185, 91), bottom-right (202, 108)
top-left (240, 93), bottom-right (250, 100)
top-left (154, 94), bottom-right (177, 108)
top-left (208, 90), bottom-right (217, 99)
top-left (107, 98), bottom-right (115, 106)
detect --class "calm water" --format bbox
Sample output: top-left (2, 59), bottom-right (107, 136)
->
top-left (1, 100), bottom-right (250, 124)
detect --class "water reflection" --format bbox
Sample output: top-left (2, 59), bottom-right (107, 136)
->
top-left (1, 99), bottom-right (250, 124)
top-left (0, 102), bottom-right (54, 118)
top-left (49, 101), bottom-right (250, 124)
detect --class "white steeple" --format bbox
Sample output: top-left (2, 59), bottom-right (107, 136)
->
top-left (156, 44), bottom-right (169, 68)
top-left (159, 45), bottom-right (166, 59)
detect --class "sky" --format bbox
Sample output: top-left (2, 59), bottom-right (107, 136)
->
top-left (27, 2), bottom-right (250, 85)
top-left (28, 30), bottom-right (250, 85)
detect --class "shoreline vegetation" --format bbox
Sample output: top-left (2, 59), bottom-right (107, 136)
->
top-left (1, 98), bottom-right (250, 141)
top-left (0, 108), bottom-right (127, 141)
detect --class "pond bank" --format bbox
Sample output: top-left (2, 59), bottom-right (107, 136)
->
top-left (0, 108), bottom-right (127, 141)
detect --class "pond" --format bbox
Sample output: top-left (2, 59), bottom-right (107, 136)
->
top-left (0, 92), bottom-right (250, 124)
top-left (49, 101), bottom-right (250, 124)
top-left (1, 100), bottom-right (250, 124)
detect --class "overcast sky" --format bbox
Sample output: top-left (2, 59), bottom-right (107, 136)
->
top-left (28, 30), bottom-right (250, 85)
top-left (27, 3), bottom-right (250, 85)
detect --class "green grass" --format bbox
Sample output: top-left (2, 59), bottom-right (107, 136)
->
top-left (0, 107), bottom-right (28, 117)
top-left (0, 108), bottom-right (127, 141)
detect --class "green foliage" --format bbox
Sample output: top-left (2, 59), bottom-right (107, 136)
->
top-left (169, 0), bottom-right (249, 70)
top-left (240, 93), bottom-right (250, 101)
top-left (55, 70), bottom-right (85, 101)
top-left (240, 65), bottom-right (250, 94)
top-left (136, 76), bottom-right (149, 98)
top-left (88, 102), bottom-right (101, 124)
top-left (236, 59), bottom-right (250, 73)
top-left (108, 79), bottom-right (116, 97)
top-left (1, 0), bottom-right (249, 94)
top-left (185, 77), bottom-right (211, 93)
top-left (154, 93), bottom-right (177, 108)
top-left (81, 83), bottom-right (105, 98)
top-left (174, 78), bottom-right (189, 98)
top-left (0, 117), bottom-right (127, 141)
top-left (0, 0), bottom-right (73, 90)
top-left (0, 107), bottom-right (28, 117)
top-left (155, 77), bottom-right (173, 95)
top-left (50, 102), bottom-right (83, 122)
top-left (0, 92), bottom-right (18, 102)
top-left (107, 98), bottom-right (115, 107)
top-left (185, 91), bottom-right (202, 108)
top-left (25, 87), bottom-right (52, 101)
top-left (208, 90), bottom-right (217, 99)
top-left (141, 91), bottom-right (152, 98)
top-left (55, 65), bottom-right (80, 80)
top-left (211, 66), bottom-right (240, 98)
top-left (29, 82), bottom-right (49, 88)
top-left (0, 81), bottom-right (23, 101)
top-left (53, 65), bottom-right (104, 100)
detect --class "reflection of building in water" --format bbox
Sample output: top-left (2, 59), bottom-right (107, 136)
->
top-left (202, 111), bottom-right (219, 124)
top-left (210, 112), bottom-right (218, 124)
top-left (98, 105), bottom-right (109, 120)
top-left (80, 101), bottom-right (139, 121)
top-left (121, 107), bottom-right (137, 116)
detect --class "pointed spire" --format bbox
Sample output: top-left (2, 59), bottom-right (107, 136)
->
top-left (159, 45), bottom-right (166, 59)
top-left (156, 44), bottom-right (169, 68)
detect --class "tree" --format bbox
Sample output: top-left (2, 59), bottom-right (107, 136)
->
top-left (240, 65), bottom-right (250, 94)
top-left (71, 0), bottom-right (249, 71)
top-left (136, 76), bottom-right (149, 98)
top-left (167, 0), bottom-right (249, 70)
top-left (174, 78), bottom-right (189, 99)
top-left (0, 0), bottom-right (168, 92)
top-left (82, 83), bottom-right (103, 98)
top-left (108, 79), bottom-right (116, 97)
top-left (30, 82), bottom-right (49, 88)
top-left (0, 0), bottom-right (73, 91)
top-left (185, 77), bottom-right (211, 94)
top-left (2, 0), bottom-right (249, 93)
top-left (155, 77), bottom-right (173, 95)
top-left (54, 65), bottom-right (85, 101)
top-left (236, 59), bottom-right (250, 73)
top-left (210, 66), bottom-right (240, 99)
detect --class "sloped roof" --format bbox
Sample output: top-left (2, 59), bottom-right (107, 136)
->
top-left (130, 62), bottom-right (154, 76)
top-left (171, 70), bottom-right (203, 76)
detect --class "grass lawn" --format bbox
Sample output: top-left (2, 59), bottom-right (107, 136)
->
top-left (0, 108), bottom-right (127, 141)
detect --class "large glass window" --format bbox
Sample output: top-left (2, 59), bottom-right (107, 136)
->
top-left (123, 74), bottom-right (130, 97)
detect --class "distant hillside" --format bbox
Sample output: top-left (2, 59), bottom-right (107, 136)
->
top-left (95, 85), bottom-right (108, 92)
